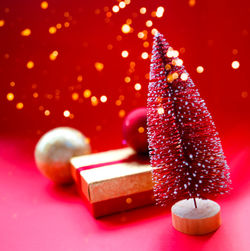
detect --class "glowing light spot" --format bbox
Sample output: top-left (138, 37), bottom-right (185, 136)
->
top-left (6, 93), bottom-right (14, 101)
top-left (77, 75), bottom-right (83, 82)
top-left (49, 50), bottom-right (58, 61)
top-left (124, 0), bottom-right (131, 4)
top-left (64, 11), bottom-right (69, 17)
top-left (232, 61), bottom-right (240, 69)
top-left (138, 32), bottom-right (144, 39)
top-left (165, 64), bottom-right (171, 70)
top-left (72, 92), bottom-right (79, 101)
top-left (119, 1), bottom-right (126, 8)
top-left (167, 74), bottom-right (174, 83)
top-left (0, 20), bottom-right (5, 27)
top-left (151, 28), bottom-right (158, 35)
top-left (116, 100), bottom-right (122, 106)
top-left (44, 110), bottom-right (50, 116)
top-left (141, 52), bottom-right (149, 59)
top-left (138, 127), bottom-right (145, 133)
top-left (189, 0), bottom-right (196, 7)
top-left (156, 7), bottom-right (165, 18)
top-left (41, 1), bottom-right (48, 9)
top-left (157, 107), bottom-right (164, 115)
top-left (91, 96), bottom-right (98, 106)
top-left (121, 24), bottom-right (131, 33)
top-left (241, 91), bottom-right (248, 98)
top-left (232, 49), bottom-right (238, 55)
top-left (83, 89), bottom-right (91, 98)
top-left (63, 110), bottom-right (70, 117)
top-left (16, 102), bottom-right (24, 110)
top-left (21, 28), bottom-right (31, 36)
top-left (33, 92), bottom-right (39, 98)
top-left (180, 73), bottom-right (189, 81)
top-left (26, 61), bottom-right (34, 69)
top-left (107, 44), bottom-right (113, 50)
top-left (172, 72), bottom-right (179, 80)
top-left (106, 11), bottom-right (112, 18)
top-left (134, 83), bottom-right (141, 91)
top-left (100, 95), bottom-right (107, 103)
top-left (126, 18), bottom-right (132, 24)
top-left (56, 23), bottom-right (62, 29)
top-left (10, 81), bottom-right (15, 87)
top-left (124, 76), bottom-right (131, 83)
top-left (119, 109), bottom-right (126, 118)
top-left (146, 20), bottom-right (153, 27)
top-left (121, 50), bottom-right (129, 58)
top-left (174, 58), bottom-right (183, 66)
top-left (94, 62), bottom-right (104, 71)
top-left (112, 5), bottom-right (119, 13)
top-left (143, 41), bottom-right (149, 48)
top-left (126, 197), bottom-right (132, 204)
top-left (64, 22), bottom-right (70, 28)
top-left (196, 66), bottom-right (204, 73)
top-left (140, 7), bottom-right (146, 14)
top-left (49, 26), bottom-right (57, 34)
top-left (151, 11), bottom-right (156, 17)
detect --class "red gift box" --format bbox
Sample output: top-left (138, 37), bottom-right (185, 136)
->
top-left (70, 148), bottom-right (154, 217)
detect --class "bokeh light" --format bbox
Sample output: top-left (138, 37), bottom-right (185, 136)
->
top-left (16, 102), bottom-right (24, 110)
top-left (21, 28), bottom-right (31, 36)
top-left (83, 89), bottom-right (91, 98)
top-left (134, 83), bottom-right (142, 91)
top-left (196, 66), bottom-right (204, 73)
top-left (63, 110), bottom-right (70, 117)
top-left (100, 95), bottom-right (107, 103)
top-left (140, 7), bottom-right (147, 14)
top-left (232, 61), bottom-right (240, 69)
top-left (6, 93), bottom-right (14, 101)
top-left (121, 24), bottom-right (131, 33)
top-left (26, 61), bottom-right (34, 69)
top-left (121, 50), bottom-right (129, 58)
top-left (49, 50), bottom-right (59, 61)
top-left (95, 62), bottom-right (104, 71)
top-left (41, 1), bottom-right (48, 9)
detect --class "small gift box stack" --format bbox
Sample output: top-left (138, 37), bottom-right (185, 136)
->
top-left (70, 147), bottom-right (154, 217)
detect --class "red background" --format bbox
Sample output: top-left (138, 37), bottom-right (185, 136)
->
top-left (0, 0), bottom-right (249, 250)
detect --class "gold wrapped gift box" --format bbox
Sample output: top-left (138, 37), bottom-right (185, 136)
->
top-left (70, 147), bottom-right (154, 217)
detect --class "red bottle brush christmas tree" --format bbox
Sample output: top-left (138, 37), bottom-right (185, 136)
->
top-left (147, 33), bottom-right (231, 207)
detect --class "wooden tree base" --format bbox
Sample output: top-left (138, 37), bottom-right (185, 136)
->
top-left (171, 198), bottom-right (221, 235)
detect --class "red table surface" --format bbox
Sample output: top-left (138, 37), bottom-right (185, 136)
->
top-left (0, 125), bottom-right (250, 251)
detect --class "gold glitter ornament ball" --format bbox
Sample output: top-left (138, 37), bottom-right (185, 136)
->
top-left (35, 127), bottom-right (91, 184)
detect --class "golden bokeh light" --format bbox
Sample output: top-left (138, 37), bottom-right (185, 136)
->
top-left (189, 0), bottom-right (196, 7)
top-left (94, 62), bottom-right (104, 71)
top-left (124, 0), bottom-right (131, 4)
top-left (91, 96), bottom-right (98, 106)
top-left (143, 41), bottom-right (149, 48)
top-left (119, 109), bottom-right (126, 118)
top-left (116, 100), bottom-right (122, 106)
top-left (140, 7), bottom-right (147, 14)
top-left (172, 72), bottom-right (179, 80)
top-left (49, 26), bottom-right (57, 34)
top-left (124, 76), bottom-right (131, 83)
top-left (6, 93), bottom-right (14, 101)
top-left (196, 66), bottom-right (204, 73)
top-left (26, 61), bottom-right (34, 69)
top-left (121, 50), bottom-right (129, 58)
top-left (180, 73), bottom-right (189, 81)
top-left (156, 7), bottom-right (164, 18)
top-left (146, 20), bottom-right (153, 27)
top-left (16, 102), bottom-right (24, 110)
top-left (232, 61), bottom-right (240, 69)
top-left (138, 127), bottom-right (145, 133)
top-left (134, 83), bottom-right (142, 91)
top-left (141, 52), bottom-right (149, 59)
top-left (33, 92), bottom-right (39, 98)
top-left (64, 22), bottom-right (70, 28)
top-left (119, 1), bottom-right (126, 8)
top-left (44, 110), bottom-right (50, 116)
top-left (0, 20), bottom-right (5, 27)
top-left (49, 50), bottom-right (58, 61)
top-left (121, 24), bottom-right (131, 33)
top-left (157, 107), bottom-right (164, 115)
top-left (56, 23), bottom-right (62, 29)
top-left (83, 89), bottom-right (91, 98)
top-left (10, 81), bottom-right (15, 87)
top-left (63, 110), bottom-right (70, 117)
top-left (241, 91), bottom-right (248, 98)
top-left (21, 28), bottom-right (31, 36)
top-left (151, 28), bottom-right (158, 35)
top-left (100, 95), bottom-right (107, 103)
top-left (72, 92), bottom-right (79, 101)
top-left (112, 5), bottom-right (119, 13)
top-left (77, 75), bottom-right (83, 82)
top-left (41, 1), bottom-right (48, 9)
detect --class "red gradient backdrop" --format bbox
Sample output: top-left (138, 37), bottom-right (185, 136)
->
top-left (0, 0), bottom-right (250, 251)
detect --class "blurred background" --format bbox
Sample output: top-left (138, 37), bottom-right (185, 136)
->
top-left (0, 0), bottom-right (249, 152)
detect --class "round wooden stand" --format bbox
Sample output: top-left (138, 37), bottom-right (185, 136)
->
top-left (171, 198), bottom-right (221, 235)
